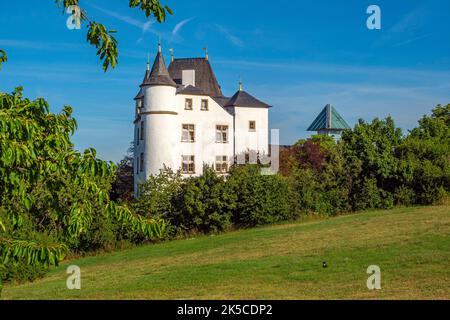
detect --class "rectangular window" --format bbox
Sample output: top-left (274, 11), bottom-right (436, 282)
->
top-left (137, 128), bottom-right (140, 146)
top-left (140, 153), bottom-right (144, 172)
top-left (185, 98), bottom-right (193, 110)
top-left (249, 120), bottom-right (256, 131)
top-left (182, 124), bottom-right (195, 143)
top-left (136, 156), bottom-right (139, 174)
top-left (215, 156), bottom-right (228, 174)
top-left (140, 121), bottom-right (144, 140)
top-left (182, 155), bottom-right (195, 174)
top-left (216, 125), bottom-right (229, 143)
top-left (201, 99), bottom-right (209, 111)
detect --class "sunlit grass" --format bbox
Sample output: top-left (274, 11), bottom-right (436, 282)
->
top-left (3, 205), bottom-right (449, 300)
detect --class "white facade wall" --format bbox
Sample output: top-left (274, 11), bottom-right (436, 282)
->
top-left (233, 106), bottom-right (269, 157)
top-left (134, 90), bottom-right (269, 195)
top-left (177, 94), bottom-right (234, 176)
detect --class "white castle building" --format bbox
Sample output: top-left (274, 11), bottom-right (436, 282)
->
top-left (133, 44), bottom-right (271, 195)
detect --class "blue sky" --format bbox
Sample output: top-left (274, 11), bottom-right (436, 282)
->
top-left (1, 0), bottom-right (449, 162)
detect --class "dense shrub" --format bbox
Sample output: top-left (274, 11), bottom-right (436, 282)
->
top-left (280, 106), bottom-right (449, 214)
top-left (281, 136), bottom-right (351, 216)
top-left (175, 166), bottom-right (236, 234)
top-left (134, 165), bottom-right (295, 235)
top-left (227, 165), bottom-right (294, 227)
top-left (397, 104), bottom-right (450, 204)
top-left (133, 167), bottom-right (183, 236)
top-left (341, 117), bottom-right (402, 210)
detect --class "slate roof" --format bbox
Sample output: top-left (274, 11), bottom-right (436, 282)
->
top-left (212, 96), bottom-right (231, 108)
top-left (224, 90), bottom-right (271, 109)
top-left (177, 85), bottom-right (208, 96)
top-left (307, 104), bottom-right (350, 131)
top-left (141, 51), bottom-right (176, 87)
top-left (168, 58), bottom-right (222, 97)
top-left (134, 89), bottom-right (144, 100)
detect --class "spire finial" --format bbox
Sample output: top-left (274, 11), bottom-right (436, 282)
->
top-left (203, 47), bottom-right (208, 60)
top-left (169, 48), bottom-right (174, 63)
top-left (146, 53), bottom-right (150, 70)
top-left (239, 75), bottom-right (243, 91)
top-left (158, 36), bottom-right (161, 53)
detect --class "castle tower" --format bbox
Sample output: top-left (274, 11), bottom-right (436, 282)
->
top-left (133, 43), bottom-right (178, 195)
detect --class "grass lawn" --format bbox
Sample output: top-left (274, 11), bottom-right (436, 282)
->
top-left (2, 205), bottom-right (450, 300)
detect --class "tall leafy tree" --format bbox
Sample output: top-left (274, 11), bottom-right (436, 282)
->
top-left (341, 117), bottom-right (403, 210)
top-left (397, 104), bottom-right (450, 204)
top-left (0, 88), bottom-right (166, 293)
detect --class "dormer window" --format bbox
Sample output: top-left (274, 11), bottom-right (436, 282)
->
top-left (185, 98), bottom-right (193, 110)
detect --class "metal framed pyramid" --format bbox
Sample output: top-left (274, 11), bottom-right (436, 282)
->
top-left (307, 104), bottom-right (350, 133)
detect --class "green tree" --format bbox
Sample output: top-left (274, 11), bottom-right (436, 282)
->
top-left (341, 117), bottom-right (403, 210)
top-left (110, 144), bottom-right (135, 203)
top-left (397, 104), bottom-right (450, 204)
top-left (0, 88), bottom-right (165, 293)
top-left (133, 166), bottom-right (183, 235)
top-left (281, 135), bottom-right (351, 216)
top-left (227, 165), bottom-right (293, 227)
top-left (174, 166), bottom-right (236, 234)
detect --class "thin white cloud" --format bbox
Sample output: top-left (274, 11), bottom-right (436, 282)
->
top-left (393, 33), bottom-right (432, 47)
top-left (87, 3), bottom-right (155, 34)
top-left (215, 24), bottom-right (244, 47)
top-left (374, 7), bottom-right (429, 47)
top-left (172, 18), bottom-right (194, 36)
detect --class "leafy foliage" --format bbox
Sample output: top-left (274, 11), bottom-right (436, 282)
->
top-left (174, 166), bottom-right (236, 234)
top-left (341, 117), bottom-right (402, 210)
top-left (110, 144), bottom-right (134, 203)
top-left (0, 50), bottom-right (7, 69)
top-left (0, 88), bottom-right (165, 291)
top-left (227, 165), bottom-right (293, 227)
top-left (397, 104), bottom-right (450, 204)
top-left (53, 0), bottom-right (172, 71)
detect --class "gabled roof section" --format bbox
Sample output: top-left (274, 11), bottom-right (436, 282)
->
top-left (168, 58), bottom-right (222, 97)
top-left (307, 104), bottom-right (350, 131)
top-left (224, 90), bottom-right (271, 109)
top-left (141, 50), bottom-right (176, 87)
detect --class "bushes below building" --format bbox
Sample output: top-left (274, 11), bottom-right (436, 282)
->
top-left (132, 104), bottom-right (450, 238)
top-left (133, 165), bottom-right (295, 236)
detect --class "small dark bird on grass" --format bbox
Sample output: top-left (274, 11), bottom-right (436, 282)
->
top-left (323, 261), bottom-right (328, 268)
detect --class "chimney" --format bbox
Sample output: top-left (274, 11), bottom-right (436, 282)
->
top-left (182, 70), bottom-right (196, 87)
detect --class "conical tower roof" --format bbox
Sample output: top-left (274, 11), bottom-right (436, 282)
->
top-left (307, 104), bottom-right (350, 131)
top-left (140, 45), bottom-right (176, 88)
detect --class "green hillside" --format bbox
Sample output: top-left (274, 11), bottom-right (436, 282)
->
top-left (3, 205), bottom-right (450, 300)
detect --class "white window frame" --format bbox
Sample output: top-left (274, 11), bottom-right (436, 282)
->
top-left (215, 156), bottom-right (228, 174)
top-left (182, 155), bottom-right (195, 174)
top-left (182, 124), bottom-right (195, 143)
top-left (201, 99), bottom-right (209, 111)
top-left (216, 125), bottom-right (229, 143)
top-left (185, 98), bottom-right (193, 110)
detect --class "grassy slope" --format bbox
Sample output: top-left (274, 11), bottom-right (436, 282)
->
top-left (3, 205), bottom-right (450, 300)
